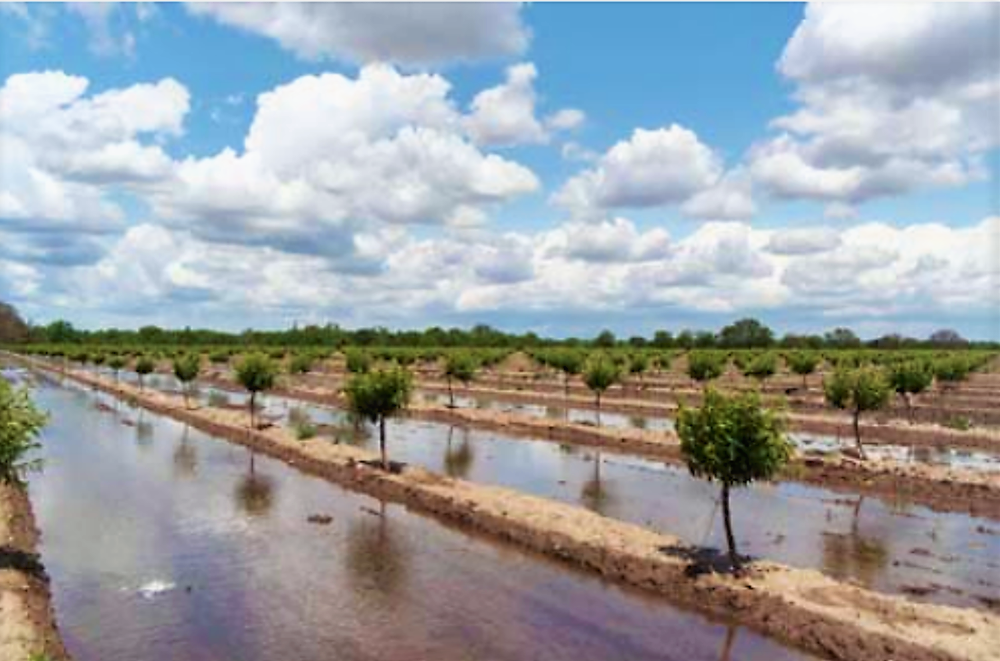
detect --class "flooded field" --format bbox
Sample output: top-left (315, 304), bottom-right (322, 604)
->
top-left (99, 368), bottom-right (1000, 611)
top-left (16, 369), bottom-right (818, 661)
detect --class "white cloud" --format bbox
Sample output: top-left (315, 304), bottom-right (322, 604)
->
top-left (753, 3), bottom-right (1000, 204)
top-left (765, 227), bottom-right (842, 255)
top-left (464, 63), bottom-right (584, 147)
top-left (554, 125), bottom-right (734, 219)
top-left (186, 2), bottom-right (529, 66)
top-left (67, 3), bottom-right (136, 58)
top-left (542, 217), bottom-right (670, 263)
top-left (681, 170), bottom-right (756, 220)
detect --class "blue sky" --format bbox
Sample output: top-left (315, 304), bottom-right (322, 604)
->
top-left (0, 2), bottom-right (998, 339)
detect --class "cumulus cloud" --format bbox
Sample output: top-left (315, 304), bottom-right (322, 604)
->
top-left (554, 125), bottom-right (745, 220)
top-left (765, 227), bottom-right (842, 255)
top-left (186, 2), bottom-right (530, 66)
top-left (150, 65), bottom-right (539, 252)
top-left (752, 3), bottom-right (1000, 204)
top-left (464, 63), bottom-right (584, 147)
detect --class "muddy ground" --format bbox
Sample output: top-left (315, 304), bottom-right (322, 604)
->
top-left (0, 482), bottom-right (68, 661)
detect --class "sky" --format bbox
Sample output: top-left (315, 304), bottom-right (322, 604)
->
top-left (0, 2), bottom-right (998, 340)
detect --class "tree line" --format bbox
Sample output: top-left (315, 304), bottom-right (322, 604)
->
top-left (3, 305), bottom-right (994, 351)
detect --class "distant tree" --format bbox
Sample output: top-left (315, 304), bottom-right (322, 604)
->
top-left (583, 354), bottom-right (620, 426)
top-left (443, 351), bottom-right (478, 408)
top-left (824, 327), bottom-right (862, 349)
top-left (135, 357), bottom-right (155, 392)
top-left (627, 336), bottom-right (648, 348)
top-left (628, 352), bottom-right (650, 388)
top-left (344, 349), bottom-right (372, 374)
top-left (694, 331), bottom-right (717, 348)
top-left (888, 362), bottom-right (933, 424)
top-left (594, 329), bottom-right (617, 348)
top-left (235, 353), bottom-right (279, 429)
top-left (741, 352), bottom-right (777, 387)
top-left (43, 319), bottom-right (79, 344)
top-left (786, 351), bottom-right (820, 389)
top-left (0, 301), bottom-right (30, 343)
top-left (823, 367), bottom-right (891, 459)
top-left (344, 367), bottom-right (413, 470)
top-left (107, 355), bottom-right (126, 383)
top-left (676, 330), bottom-right (695, 350)
top-left (288, 352), bottom-right (314, 375)
top-left (677, 389), bottom-right (791, 570)
top-left (172, 354), bottom-right (201, 409)
top-left (651, 330), bottom-right (674, 349)
top-left (928, 329), bottom-right (967, 347)
top-left (717, 318), bottom-right (775, 349)
top-left (687, 351), bottom-right (725, 390)
top-left (553, 349), bottom-right (585, 399)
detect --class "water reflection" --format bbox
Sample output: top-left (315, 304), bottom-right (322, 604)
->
top-left (444, 426), bottom-right (475, 479)
top-left (172, 425), bottom-right (198, 479)
top-left (821, 497), bottom-right (889, 586)
top-left (345, 502), bottom-right (408, 600)
top-left (581, 451), bottom-right (614, 515)
top-left (235, 454), bottom-right (276, 518)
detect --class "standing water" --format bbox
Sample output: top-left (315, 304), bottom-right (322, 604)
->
top-left (16, 370), bottom-right (816, 661)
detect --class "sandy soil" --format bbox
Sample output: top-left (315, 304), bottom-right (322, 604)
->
top-left (29, 358), bottom-right (1000, 661)
top-left (0, 483), bottom-right (68, 661)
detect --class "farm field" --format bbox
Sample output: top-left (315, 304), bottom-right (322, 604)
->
top-left (2, 340), bottom-right (999, 661)
top-left (2, 3), bottom-right (999, 660)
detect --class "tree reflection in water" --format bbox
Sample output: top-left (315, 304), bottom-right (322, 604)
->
top-left (581, 451), bottom-right (614, 515)
top-left (235, 451), bottom-right (275, 518)
top-left (821, 496), bottom-right (889, 587)
top-left (345, 501), bottom-right (408, 600)
top-left (135, 408), bottom-right (154, 449)
top-left (173, 424), bottom-right (197, 479)
top-left (444, 426), bottom-right (474, 479)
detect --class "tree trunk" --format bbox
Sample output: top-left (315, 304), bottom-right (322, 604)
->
top-left (249, 391), bottom-right (256, 430)
top-left (595, 391), bottom-right (602, 428)
top-left (379, 416), bottom-right (388, 470)
top-left (139, 375), bottom-right (144, 392)
top-left (852, 408), bottom-right (866, 459)
top-left (721, 482), bottom-right (739, 570)
top-left (904, 393), bottom-right (913, 424)
top-left (447, 376), bottom-right (455, 408)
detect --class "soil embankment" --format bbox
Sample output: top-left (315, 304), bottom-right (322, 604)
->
top-left (0, 482), bottom-right (68, 661)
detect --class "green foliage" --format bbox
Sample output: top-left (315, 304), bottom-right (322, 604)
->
top-left (344, 349), bottom-right (373, 374)
top-left (444, 351), bottom-right (478, 384)
top-left (933, 356), bottom-right (971, 384)
top-left (786, 351), bottom-right (820, 378)
top-left (943, 415), bottom-right (972, 431)
top-left (583, 354), bottom-right (620, 394)
top-left (208, 349), bottom-right (231, 364)
top-left (889, 361), bottom-right (933, 397)
top-left (235, 353), bottom-right (279, 395)
top-left (287, 352), bottom-right (315, 375)
top-left (289, 407), bottom-right (318, 440)
top-left (677, 389), bottom-right (791, 487)
top-left (344, 367), bottom-right (413, 424)
top-left (717, 317), bottom-right (775, 349)
top-left (107, 355), bottom-right (126, 372)
top-left (135, 357), bottom-right (155, 377)
top-left (741, 352), bottom-right (777, 382)
top-left (172, 354), bottom-right (200, 384)
top-left (0, 379), bottom-right (48, 485)
top-left (687, 351), bottom-right (725, 383)
top-left (824, 366), bottom-right (891, 414)
top-left (628, 352), bottom-right (650, 376)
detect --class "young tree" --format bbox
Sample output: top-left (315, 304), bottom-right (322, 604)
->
top-left (823, 367), bottom-right (891, 459)
top-left (344, 367), bottom-right (413, 470)
top-left (443, 351), bottom-right (477, 408)
top-left (677, 389), bottom-right (791, 571)
top-left (888, 361), bottom-right (933, 423)
top-left (786, 351), bottom-right (820, 390)
top-left (0, 378), bottom-right (48, 485)
top-left (583, 354), bottom-right (620, 426)
top-left (173, 354), bottom-right (201, 409)
top-left (135, 356), bottom-right (155, 392)
top-left (288, 352), bottom-right (315, 375)
top-left (687, 351), bottom-right (725, 390)
top-left (107, 355), bottom-right (126, 384)
top-left (628, 352), bottom-right (650, 391)
top-left (235, 353), bottom-right (279, 430)
top-left (344, 349), bottom-right (372, 375)
top-left (741, 352), bottom-right (777, 388)
top-left (555, 349), bottom-right (584, 399)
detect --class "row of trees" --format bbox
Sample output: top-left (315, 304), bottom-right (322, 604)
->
top-left (14, 314), bottom-right (995, 350)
